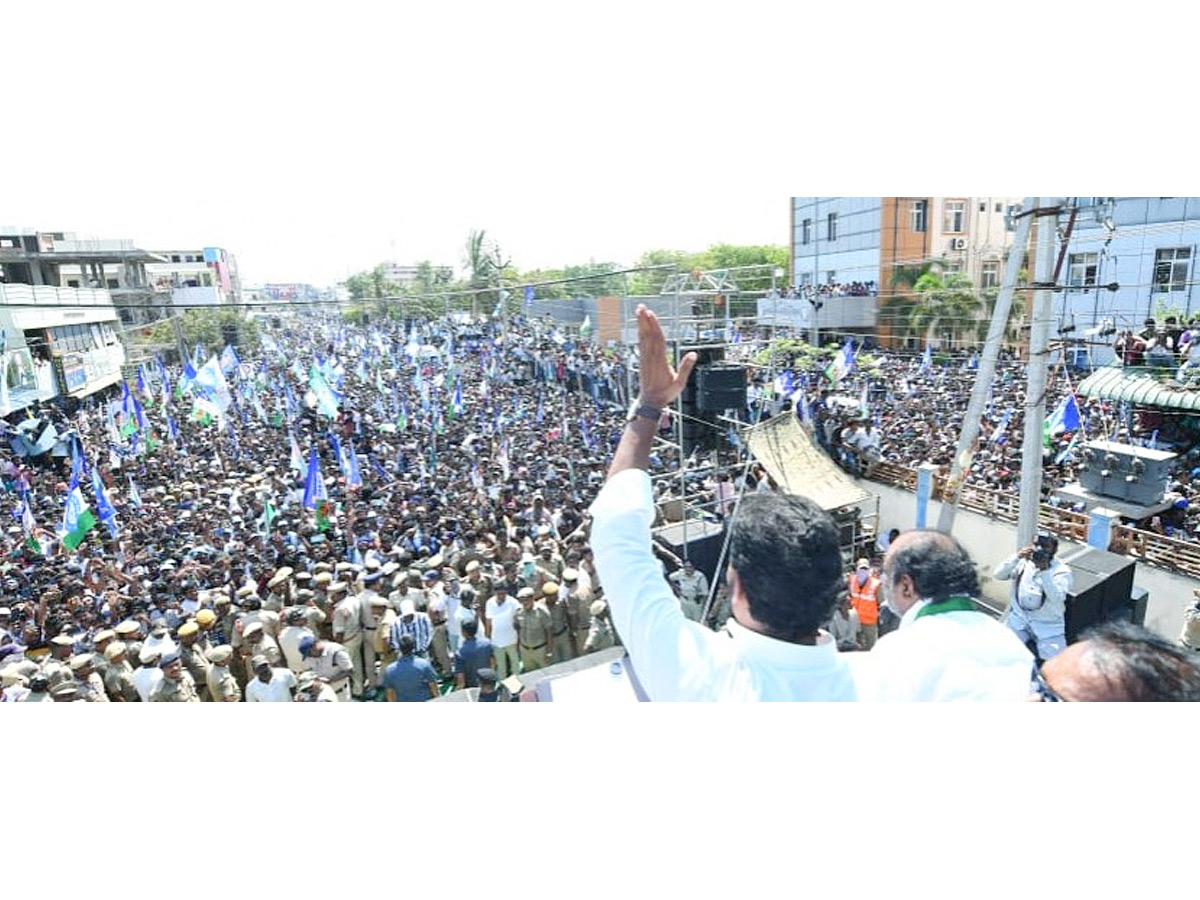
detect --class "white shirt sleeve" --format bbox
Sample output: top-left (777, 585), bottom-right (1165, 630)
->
top-left (589, 468), bottom-right (733, 701)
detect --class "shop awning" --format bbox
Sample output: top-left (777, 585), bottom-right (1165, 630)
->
top-left (1076, 365), bottom-right (1200, 412)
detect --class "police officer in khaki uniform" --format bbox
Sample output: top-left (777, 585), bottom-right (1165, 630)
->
top-left (206, 645), bottom-right (241, 702)
top-left (90, 629), bottom-right (117, 689)
top-left (41, 634), bottom-right (76, 689)
top-left (330, 580), bottom-right (365, 698)
top-left (70, 654), bottom-right (108, 702)
top-left (177, 622), bottom-right (212, 701)
top-left (514, 587), bottom-right (552, 673)
top-left (149, 651), bottom-right (201, 702)
top-left (102, 641), bottom-right (140, 702)
top-left (583, 600), bottom-right (615, 653)
top-left (299, 635), bottom-right (354, 701)
top-left (265, 567), bottom-right (293, 612)
top-left (356, 569), bottom-right (386, 695)
top-left (371, 596), bottom-right (397, 674)
top-left (561, 569), bottom-right (591, 657)
top-left (543, 582), bottom-right (573, 664)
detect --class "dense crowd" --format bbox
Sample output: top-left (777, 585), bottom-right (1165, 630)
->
top-left (753, 332), bottom-right (1200, 541)
top-left (0, 313), bottom-right (676, 702)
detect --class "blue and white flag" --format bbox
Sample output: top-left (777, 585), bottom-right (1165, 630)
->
top-left (308, 366), bottom-right (340, 418)
top-left (1046, 393), bottom-right (1081, 436)
top-left (91, 468), bottom-right (119, 537)
top-left (220, 344), bottom-right (241, 374)
top-left (345, 445), bottom-right (362, 490)
top-left (991, 408), bottom-right (1013, 445)
top-left (921, 343), bottom-right (933, 374)
top-left (128, 476), bottom-right (142, 508)
top-left (289, 431), bottom-right (305, 473)
top-left (302, 447), bottom-right (327, 510)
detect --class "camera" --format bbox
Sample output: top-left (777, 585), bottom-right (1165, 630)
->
top-left (1031, 548), bottom-right (1051, 566)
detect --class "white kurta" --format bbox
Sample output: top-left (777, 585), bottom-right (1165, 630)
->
top-left (589, 468), bottom-right (858, 702)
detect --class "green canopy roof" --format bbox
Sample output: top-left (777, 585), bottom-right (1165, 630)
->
top-left (1076, 365), bottom-right (1200, 412)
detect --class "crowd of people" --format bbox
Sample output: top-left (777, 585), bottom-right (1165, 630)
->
top-left (4, 304), bottom-right (1200, 702)
top-left (0, 313), bottom-right (647, 701)
top-left (747, 331), bottom-right (1200, 543)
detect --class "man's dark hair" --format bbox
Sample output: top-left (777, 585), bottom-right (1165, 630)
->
top-left (462, 618), bottom-right (478, 638)
top-left (727, 492), bottom-right (841, 642)
top-left (884, 530), bottom-right (979, 601)
top-left (398, 634), bottom-right (416, 656)
top-left (1077, 621), bottom-right (1200, 701)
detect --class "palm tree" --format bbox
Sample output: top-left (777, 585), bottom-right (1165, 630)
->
top-left (879, 261), bottom-right (936, 348)
top-left (463, 229), bottom-right (495, 317)
top-left (910, 271), bottom-right (982, 348)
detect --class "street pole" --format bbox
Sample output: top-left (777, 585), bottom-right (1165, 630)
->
top-left (1016, 198), bottom-right (1063, 548)
top-left (936, 196), bottom-right (1037, 534)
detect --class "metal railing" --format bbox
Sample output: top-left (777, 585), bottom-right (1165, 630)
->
top-left (868, 461), bottom-right (1200, 580)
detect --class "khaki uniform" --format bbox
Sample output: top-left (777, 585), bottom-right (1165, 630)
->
top-left (104, 660), bottom-right (140, 702)
top-left (332, 594), bottom-right (365, 696)
top-left (239, 635), bottom-right (283, 677)
top-left (546, 600), bottom-right (573, 663)
top-left (564, 589), bottom-right (591, 658)
top-left (374, 607), bottom-right (397, 672)
top-left (515, 604), bottom-right (553, 673)
top-left (207, 664), bottom-right (241, 702)
top-left (429, 621), bottom-right (451, 678)
top-left (149, 671), bottom-right (201, 702)
top-left (357, 590), bottom-right (383, 689)
top-left (41, 657), bottom-right (74, 690)
top-left (309, 642), bottom-right (354, 700)
top-left (584, 617), bottom-right (614, 654)
top-left (179, 642), bottom-right (212, 701)
top-left (85, 672), bottom-right (110, 702)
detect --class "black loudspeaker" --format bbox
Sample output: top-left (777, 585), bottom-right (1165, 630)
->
top-left (697, 364), bottom-right (747, 411)
top-left (679, 346), bottom-right (725, 457)
top-left (1058, 546), bottom-right (1138, 643)
top-left (221, 323), bottom-right (239, 347)
top-left (653, 519), bottom-right (726, 587)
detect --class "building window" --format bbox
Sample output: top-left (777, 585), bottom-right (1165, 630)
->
top-left (981, 261), bottom-right (1000, 288)
top-left (799, 272), bottom-right (812, 288)
top-left (995, 202), bottom-right (1003, 213)
top-left (910, 200), bottom-right (927, 233)
top-left (801, 219), bottom-right (812, 245)
top-left (67, 279), bottom-right (79, 288)
top-left (1067, 252), bottom-right (1098, 289)
top-left (827, 212), bottom-right (838, 241)
top-left (172, 255), bottom-right (181, 263)
top-left (826, 270), bottom-right (836, 284)
top-left (1154, 247), bottom-right (1191, 292)
top-left (944, 200), bottom-right (966, 234)
top-left (106, 279), bottom-right (119, 289)
top-left (979, 201), bottom-right (987, 212)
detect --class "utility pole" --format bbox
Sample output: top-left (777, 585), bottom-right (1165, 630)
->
top-left (1016, 198), bottom-right (1063, 548)
top-left (936, 196), bottom-right (1036, 534)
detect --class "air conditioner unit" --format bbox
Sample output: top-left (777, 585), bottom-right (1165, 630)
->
top-left (950, 237), bottom-right (967, 251)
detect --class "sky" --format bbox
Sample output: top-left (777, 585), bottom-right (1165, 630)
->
top-left (2, 4), bottom-right (1180, 289)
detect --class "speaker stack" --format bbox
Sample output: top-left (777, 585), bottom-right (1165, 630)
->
top-left (1057, 546), bottom-right (1141, 643)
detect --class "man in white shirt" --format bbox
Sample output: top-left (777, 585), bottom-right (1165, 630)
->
top-left (589, 305), bottom-right (858, 701)
top-left (849, 529), bottom-right (1035, 701)
top-left (484, 585), bottom-right (519, 680)
top-left (484, 588), bottom-right (518, 681)
top-left (245, 656), bottom-right (298, 702)
top-left (131, 647), bottom-right (164, 703)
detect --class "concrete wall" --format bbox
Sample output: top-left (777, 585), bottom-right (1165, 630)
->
top-left (870, 479), bottom-right (1193, 641)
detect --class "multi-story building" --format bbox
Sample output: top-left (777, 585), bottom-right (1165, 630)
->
top-left (143, 246), bottom-right (242, 310)
top-left (1057, 198), bottom-right (1200, 365)
top-left (780, 197), bottom-right (1022, 343)
top-left (0, 228), bottom-right (130, 411)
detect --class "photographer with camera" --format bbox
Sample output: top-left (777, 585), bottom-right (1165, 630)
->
top-left (993, 532), bottom-right (1073, 662)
